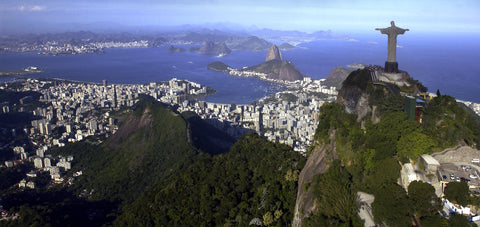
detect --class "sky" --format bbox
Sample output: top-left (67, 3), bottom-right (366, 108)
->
top-left (1, 0), bottom-right (480, 34)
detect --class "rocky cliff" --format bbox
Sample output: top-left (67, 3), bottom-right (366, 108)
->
top-left (265, 45), bottom-right (283, 61)
top-left (244, 45), bottom-right (303, 82)
top-left (292, 130), bottom-right (337, 227)
top-left (246, 59), bottom-right (304, 82)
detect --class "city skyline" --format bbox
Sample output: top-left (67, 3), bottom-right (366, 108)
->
top-left (1, 0), bottom-right (479, 34)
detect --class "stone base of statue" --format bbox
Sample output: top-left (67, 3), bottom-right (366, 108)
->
top-left (376, 70), bottom-right (410, 87)
top-left (384, 61), bottom-right (398, 73)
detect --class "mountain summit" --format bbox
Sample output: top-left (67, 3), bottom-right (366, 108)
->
top-left (265, 44), bottom-right (283, 61)
top-left (207, 44), bottom-right (304, 82)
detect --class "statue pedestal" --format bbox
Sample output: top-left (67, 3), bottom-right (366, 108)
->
top-left (385, 61), bottom-right (399, 73)
top-left (376, 71), bottom-right (410, 87)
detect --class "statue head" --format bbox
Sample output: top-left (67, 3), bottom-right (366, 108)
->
top-left (391, 21), bottom-right (395, 26)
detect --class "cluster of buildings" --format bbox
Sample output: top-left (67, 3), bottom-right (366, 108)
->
top-left (4, 145), bottom-right (74, 189)
top-left (177, 77), bottom-right (337, 153)
top-left (3, 40), bottom-right (150, 56)
top-left (229, 69), bottom-right (268, 80)
top-left (3, 73), bottom-right (479, 191)
top-left (0, 77), bottom-right (211, 189)
top-left (1, 75), bottom-right (336, 191)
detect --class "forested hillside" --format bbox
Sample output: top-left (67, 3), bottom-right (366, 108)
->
top-left (115, 132), bottom-right (306, 226)
top-left (299, 69), bottom-right (480, 226)
top-left (1, 96), bottom-right (305, 226)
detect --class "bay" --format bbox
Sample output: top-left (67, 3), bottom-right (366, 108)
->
top-left (0, 33), bottom-right (479, 103)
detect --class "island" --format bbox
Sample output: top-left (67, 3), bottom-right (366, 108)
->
top-left (166, 45), bottom-right (187, 53)
top-left (206, 61), bottom-right (231, 72)
top-left (167, 41), bottom-right (231, 56)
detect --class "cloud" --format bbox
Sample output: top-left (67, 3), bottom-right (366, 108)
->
top-left (31, 5), bottom-right (46, 11)
top-left (18, 5), bottom-right (46, 12)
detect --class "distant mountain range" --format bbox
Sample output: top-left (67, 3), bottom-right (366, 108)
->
top-left (0, 27), bottom-right (351, 54)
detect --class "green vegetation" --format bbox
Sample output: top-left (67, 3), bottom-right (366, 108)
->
top-left (372, 183), bottom-right (412, 226)
top-left (342, 69), bottom-right (371, 90)
top-left (448, 214), bottom-right (476, 227)
top-left (115, 132), bottom-right (305, 226)
top-left (206, 61), bottom-right (231, 72)
top-left (367, 85), bottom-right (404, 114)
top-left (280, 93), bottom-right (298, 103)
top-left (407, 77), bottom-right (428, 93)
top-left (0, 90), bottom-right (46, 112)
top-left (305, 69), bottom-right (480, 225)
top-left (49, 97), bottom-right (200, 204)
top-left (304, 160), bottom-right (362, 226)
top-left (181, 111), bottom-right (236, 154)
top-left (314, 102), bottom-right (356, 143)
top-left (3, 96), bottom-right (305, 226)
top-left (0, 164), bottom-right (31, 193)
top-left (444, 182), bottom-right (470, 206)
top-left (2, 67), bottom-right (479, 226)
top-left (1, 189), bottom-right (117, 227)
top-left (422, 95), bottom-right (480, 149)
top-left (408, 181), bottom-right (443, 225)
top-left (397, 131), bottom-right (435, 160)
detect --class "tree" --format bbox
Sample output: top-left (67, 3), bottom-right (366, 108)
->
top-left (274, 210), bottom-right (283, 221)
top-left (263, 212), bottom-right (273, 226)
top-left (397, 132), bottom-right (436, 160)
top-left (448, 214), bottom-right (475, 227)
top-left (444, 182), bottom-right (469, 206)
top-left (310, 159), bottom-right (361, 225)
top-left (372, 183), bottom-right (413, 226)
top-left (408, 181), bottom-right (442, 218)
top-left (363, 157), bottom-right (401, 192)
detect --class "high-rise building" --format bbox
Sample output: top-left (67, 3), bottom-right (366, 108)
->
top-left (66, 124), bottom-right (72, 133)
top-left (34, 157), bottom-right (43, 168)
top-left (36, 148), bottom-right (45, 157)
top-left (89, 120), bottom-right (97, 132)
top-left (20, 152), bottom-right (28, 160)
top-left (44, 157), bottom-right (51, 167)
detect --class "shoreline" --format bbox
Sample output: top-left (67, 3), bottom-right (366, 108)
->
top-left (0, 69), bottom-right (43, 77)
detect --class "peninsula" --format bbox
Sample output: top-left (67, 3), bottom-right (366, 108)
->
top-left (207, 45), bottom-right (304, 83)
top-left (0, 66), bottom-right (43, 77)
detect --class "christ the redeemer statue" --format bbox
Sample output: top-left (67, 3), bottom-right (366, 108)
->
top-left (376, 21), bottom-right (409, 73)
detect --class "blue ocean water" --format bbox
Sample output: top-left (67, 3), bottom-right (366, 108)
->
top-left (286, 33), bottom-right (480, 103)
top-left (1, 33), bottom-right (479, 103)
